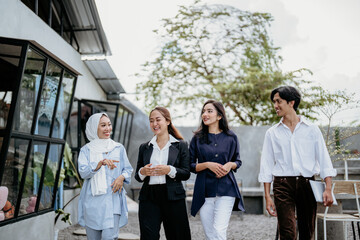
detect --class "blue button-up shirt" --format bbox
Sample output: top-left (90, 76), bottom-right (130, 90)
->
top-left (189, 131), bottom-right (245, 216)
top-left (78, 144), bottom-right (133, 230)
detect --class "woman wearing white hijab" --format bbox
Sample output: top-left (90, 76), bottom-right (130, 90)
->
top-left (78, 113), bottom-right (133, 240)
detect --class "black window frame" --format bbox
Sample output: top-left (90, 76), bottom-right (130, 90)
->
top-left (0, 37), bottom-right (77, 226)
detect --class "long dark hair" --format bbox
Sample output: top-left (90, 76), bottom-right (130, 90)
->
top-left (194, 100), bottom-right (230, 144)
top-left (149, 107), bottom-right (184, 140)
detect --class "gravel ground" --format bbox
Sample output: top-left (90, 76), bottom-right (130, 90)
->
top-left (58, 212), bottom-right (278, 240)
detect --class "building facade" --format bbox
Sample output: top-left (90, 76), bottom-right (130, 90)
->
top-left (0, 1), bottom-right (147, 239)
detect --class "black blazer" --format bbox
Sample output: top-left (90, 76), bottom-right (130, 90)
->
top-left (135, 140), bottom-right (191, 201)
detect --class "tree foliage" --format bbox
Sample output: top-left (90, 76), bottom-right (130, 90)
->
top-left (136, 1), bottom-right (339, 125)
top-left (315, 89), bottom-right (360, 161)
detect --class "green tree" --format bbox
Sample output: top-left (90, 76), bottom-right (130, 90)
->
top-left (315, 89), bottom-right (360, 161)
top-left (136, 1), bottom-right (321, 125)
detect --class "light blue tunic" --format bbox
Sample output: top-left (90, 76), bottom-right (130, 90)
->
top-left (78, 144), bottom-right (133, 230)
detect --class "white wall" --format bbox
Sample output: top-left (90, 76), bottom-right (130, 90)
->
top-left (54, 189), bottom-right (80, 231)
top-left (0, 212), bottom-right (55, 240)
top-left (0, 0), bottom-right (107, 101)
top-left (0, 0), bottom-right (109, 237)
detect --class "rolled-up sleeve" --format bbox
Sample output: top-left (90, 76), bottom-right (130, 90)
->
top-left (78, 146), bottom-right (99, 179)
top-left (314, 127), bottom-right (337, 179)
top-left (258, 131), bottom-right (275, 183)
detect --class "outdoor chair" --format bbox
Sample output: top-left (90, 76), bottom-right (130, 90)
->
top-left (315, 180), bottom-right (360, 240)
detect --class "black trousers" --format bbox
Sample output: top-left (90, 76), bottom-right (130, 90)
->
top-left (138, 185), bottom-right (191, 240)
top-left (273, 176), bottom-right (317, 240)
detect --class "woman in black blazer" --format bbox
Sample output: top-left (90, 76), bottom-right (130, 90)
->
top-left (135, 107), bottom-right (191, 240)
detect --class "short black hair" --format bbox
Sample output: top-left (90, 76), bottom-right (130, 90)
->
top-left (270, 86), bottom-right (301, 111)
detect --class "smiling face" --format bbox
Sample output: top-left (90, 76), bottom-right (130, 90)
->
top-left (97, 115), bottom-right (112, 139)
top-left (202, 103), bottom-right (221, 127)
top-left (149, 110), bottom-right (170, 136)
top-left (272, 92), bottom-right (294, 117)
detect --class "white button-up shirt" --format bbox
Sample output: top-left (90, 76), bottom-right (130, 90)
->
top-left (138, 135), bottom-right (178, 184)
top-left (258, 116), bottom-right (337, 183)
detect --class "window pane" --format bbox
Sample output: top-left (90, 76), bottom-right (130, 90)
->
top-left (19, 141), bottom-right (47, 216)
top-left (80, 103), bottom-right (92, 145)
top-left (124, 114), bottom-right (133, 148)
top-left (66, 100), bottom-right (78, 149)
top-left (38, 0), bottom-right (50, 25)
top-left (0, 138), bottom-right (30, 221)
top-left (38, 144), bottom-right (62, 210)
top-left (13, 48), bottom-right (45, 133)
top-left (35, 61), bottom-right (61, 137)
top-left (0, 89), bottom-right (12, 130)
top-left (52, 71), bottom-right (75, 139)
top-left (0, 44), bottom-right (22, 129)
top-left (114, 108), bottom-right (124, 142)
top-left (119, 111), bottom-right (129, 145)
top-left (21, 0), bottom-right (36, 12)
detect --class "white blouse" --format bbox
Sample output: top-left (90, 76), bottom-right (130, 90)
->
top-left (138, 135), bottom-right (178, 184)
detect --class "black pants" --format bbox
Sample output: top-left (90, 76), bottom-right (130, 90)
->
top-left (138, 185), bottom-right (191, 240)
top-left (273, 176), bottom-right (317, 240)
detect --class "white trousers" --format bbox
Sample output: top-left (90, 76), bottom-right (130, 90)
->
top-left (199, 196), bottom-right (236, 240)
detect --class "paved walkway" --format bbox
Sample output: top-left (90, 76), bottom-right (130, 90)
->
top-left (57, 197), bottom-right (356, 239)
top-left (58, 212), bottom-right (278, 240)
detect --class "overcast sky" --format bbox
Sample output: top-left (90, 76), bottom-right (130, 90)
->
top-left (95, 0), bottom-right (360, 126)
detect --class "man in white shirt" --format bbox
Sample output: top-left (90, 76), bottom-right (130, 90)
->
top-left (258, 86), bottom-right (336, 239)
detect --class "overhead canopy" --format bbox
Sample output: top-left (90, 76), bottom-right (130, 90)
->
top-left (62, 0), bottom-right (111, 56)
top-left (84, 59), bottom-right (125, 100)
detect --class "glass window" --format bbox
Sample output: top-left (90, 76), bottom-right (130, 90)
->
top-left (66, 101), bottom-right (78, 149)
top-left (52, 71), bottom-right (75, 139)
top-left (0, 138), bottom-right (30, 221)
top-left (0, 38), bottom-right (78, 222)
top-left (51, 0), bottom-right (62, 35)
top-left (114, 108), bottom-right (124, 142)
top-left (19, 141), bottom-right (48, 216)
top-left (119, 111), bottom-right (128, 145)
top-left (0, 43), bottom-right (22, 129)
top-left (13, 48), bottom-right (45, 133)
top-left (39, 144), bottom-right (62, 210)
top-left (124, 114), bottom-right (133, 148)
top-left (0, 90), bottom-right (13, 130)
top-left (35, 61), bottom-right (61, 136)
top-left (80, 103), bottom-right (92, 145)
top-left (38, 0), bottom-right (50, 25)
top-left (35, 61), bottom-right (61, 137)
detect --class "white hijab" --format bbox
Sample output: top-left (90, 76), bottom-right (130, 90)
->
top-left (85, 113), bottom-right (120, 196)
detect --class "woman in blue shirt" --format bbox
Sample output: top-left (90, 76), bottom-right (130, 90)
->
top-left (78, 113), bottom-right (133, 240)
top-left (190, 100), bottom-right (245, 240)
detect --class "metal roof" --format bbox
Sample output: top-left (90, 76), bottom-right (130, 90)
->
top-left (84, 59), bottom-right (125, 100)
top-left (62, 0), bottom-right (111, 56)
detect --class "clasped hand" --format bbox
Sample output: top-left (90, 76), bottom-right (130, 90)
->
top-left (95, 159), bottom-right (119, 171)
top-left (140, 163), bottom-right (170, 176)
top-left (208, 162), bottom-right (233, 178)
top-left (111, 175), bottom-right (125, 193)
